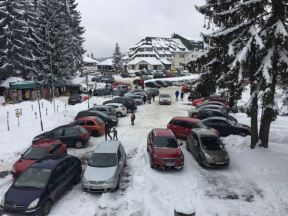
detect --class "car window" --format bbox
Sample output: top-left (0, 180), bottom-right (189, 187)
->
top-left (52, 128), bottom-right (64, 137)
top-left (200, 136), bottom-right (224, 150)
top-left (193, 135), bottom-right (200, 147)
top-left (63, 128), bottom-right (78, 136)
top-left (75, 120), bottom-right (85, 126)
top-left (88, 153), bottom-right (117, 167)
top-left (185, 122), bottom-right (197, 129)
top-left (22, 146), bottom-right (48, 160)
top-left (49, 144), bottom-right (60, 154)
top-left (154, 137), bottom-right (178, 148)
top-left (86, 121), bottom-right (95, 126)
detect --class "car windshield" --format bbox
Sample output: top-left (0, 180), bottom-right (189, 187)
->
top-left (14, 168), bottom-right (51, 189)
top-left (88, 153), bottom-right (117, 167)
top-left (22, 147), bottom-right (48, 160)
top-left (197, 122), bottom-right (208, 129)
top-left (160, 94), bottom-right (170, 98)
top-left (154, 137), bottom-right (178, 148)
top-left (200, 136), bottom-right (224, 151)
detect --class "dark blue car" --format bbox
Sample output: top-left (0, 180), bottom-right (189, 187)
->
top-left (0, 155), bottom-right (82, 215)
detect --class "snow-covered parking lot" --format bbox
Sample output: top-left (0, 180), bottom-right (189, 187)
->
top-left (0, 86), bottom-right (288, 216)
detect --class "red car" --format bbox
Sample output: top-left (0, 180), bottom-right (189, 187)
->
top-left (112, 81), bottom-right (132, 90)
top-left (72, 116), bottom-right (105, 137)
top-left (133, 79), bottom-right (144, 87)
top-left (167, 117), bottom-right (219, 140)
top-left (181, 84), bottom-right (191, 93)
top-left (147, 128), bottom-right (184, 170)
top-left (11, 139), bottom-right (67, 179)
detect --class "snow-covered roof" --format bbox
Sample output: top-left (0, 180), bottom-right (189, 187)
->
top-left (83, 56), bottom-right (99, 64)
top-left (160, 58), bottom-right (171, 65)
top-left (0, 77), bottom-right (25, 89)
top-left (97, 58), bottom-right (113, 66)
top-left (128, 57), bottom-right (163, 66)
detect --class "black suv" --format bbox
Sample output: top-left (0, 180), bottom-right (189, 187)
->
top-left (75, 110), bottom-right (118, 127)
top-left (68, 94), bottom-right (82, 105)
top-left (103, 97), bottom-right (137, 112)
top-left (32, 125), bottom-right (90, 148)
top-left (145, 81), bottom-right (161, 88)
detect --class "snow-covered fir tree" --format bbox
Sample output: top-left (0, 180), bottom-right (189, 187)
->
top-left (0, 0), bottom-right (32, 80)
top-left (113, 43), bottom-right (122, 71)
top-left (194, 0), bottom-right (288, 148)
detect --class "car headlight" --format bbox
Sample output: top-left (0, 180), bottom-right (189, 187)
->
top-left (1, 197), bottom-right (5, 206)
top-left (106, 177), bottom-right (115, 184)
top-left (204, 153), bottom-right (213, 160)
top-left (28, 198), bottom-right (39, 209)
top-left (82, 176), bottom-right (88, 184)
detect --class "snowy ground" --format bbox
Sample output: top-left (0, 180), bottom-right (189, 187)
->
top-left (0, 85), bottom-right (288, 216)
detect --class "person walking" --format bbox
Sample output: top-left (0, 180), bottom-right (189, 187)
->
top-left (143, 94), bottom-right (147, 104)
top-left (131, 111), bottom-right (136, 125)
top-left (88, 89), bottom-right (93, 98)
top-left (104, 122), bottom-right (112, 141)
top-left (175, 90), bottom-right (180, 102)
top-left (112, 127), bottom-right (118, 140)
top-left (152, 93), bottom-right (155, 101)
top-left (147, 93), bottom-right (151, 104)
top-left (180, 91), bottom-right (184, 102)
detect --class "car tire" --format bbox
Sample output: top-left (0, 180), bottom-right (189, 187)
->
top-left (186, 144), bottom-right (190, 152)
top-left (239, 132), bottom-right (247, 137)
top-left (73, 172), bottom-right (81, 185)
top-left (75, 140), bottom-right (83, 149)
top-left (198, 155), bottom-right (204, 167)
top-left (115, 176), bottom-right (120, 190)
top-left (116, 112), bottom-right (122, 117)
top-left (92, 131), bottom-right (99, 137)
top-left (41, 200), bottom-right (52, 216)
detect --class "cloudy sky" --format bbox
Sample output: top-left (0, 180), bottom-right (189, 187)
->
top-left (76, 0), bottom-right (206, 58)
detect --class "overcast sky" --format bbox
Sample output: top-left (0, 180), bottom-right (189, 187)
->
top-left (76, 0), bottom-right (206, 58)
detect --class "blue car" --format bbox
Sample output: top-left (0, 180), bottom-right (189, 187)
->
top-left (0, 155), bottom-right (82, 215)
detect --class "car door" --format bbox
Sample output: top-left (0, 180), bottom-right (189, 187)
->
top-left (117, 147), bottom-right (124, 177)
top-left (191, 135), bottom-right (201, 157)
top-left (61, 128), bottom-right (78, 147)
top-left (183, 122), bottom-right (199, 138)
top-left (147, 132), bottom-right (153, 155)
top-left (48, 161), bottom-right (70, 201)
top-left (84, 120), bottom-right (95, 134)
top-left (50, 128), bottom-right (65, 140)
top-left (211, 120), bottom-right (231, 137)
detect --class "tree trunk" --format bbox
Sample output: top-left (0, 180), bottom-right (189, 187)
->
top-left (250, 90), bottom-right (258, 149)
top-left (259, 76), bottom-right (277, 148)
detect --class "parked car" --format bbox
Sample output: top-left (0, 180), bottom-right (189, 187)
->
top-left (112, 81), bottom-right (131, 90)
top-left (133, 79), bottom-right (145, 87)
top-left (103, 97), bottom-right (137, 112)
top-left (81, 140), bottom-right (126, 192)
top-left (75, 110), bottom-right (118, 127)
top-left (93, 88), bottom-right (111, 96)
top-left (159, 94), bottom-right (171, 105)
top-left (120, 72), bottom-right (131, 78)
top-left (32, 125), bottom-right (90, 148)
top-left (165, 81), bottom-right (174, 86)
top-left (1, 155), bottom-right (82, 215)
top-left (89, 105), bottom-right (116, 116)
top-left (196, 101), bottom-right (228, 109)
top-left (201, 117), bottom-right (251, 137)
top-left (101, 76), bottom-right (115, 83)
top-left (189, 109), bottom-right (237, 122)
top-left (206, 95), bottom-right (229, 107)
top-left (72, 116), bottom-right (105, 137)
top-left (189, 105), bottom-right (229, 117)
top-left (187, 128), bottom-right (230, 167)
top-left (147, 128), bottom-right (184, 169)
top-left (153, 72), bottom-right (165, 79)
top-left (125, 95), bottom-right (143, 105)
top-left (155, 80), bottom-right (168, 87)
top-left (68, 94), bottom-right (83, 105)
top-left (167, 117), bottom-right (218, 140)
top-left (146, 88), bottom-right (159, 96)
top-left (125, 89), bottom-right (145, 95)
top-left (11, 139), bottom-right (67, 179)
top-left (145, 81), bottom-right (161, 88)
top-left (188, 91), bottom-right (202, 101)
top-left (91, 75), bottom-right (104, 82)
top-left (105, 103), bottom-right (128, 117)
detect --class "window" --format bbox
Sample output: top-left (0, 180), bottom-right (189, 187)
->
top-left (180, 54), bottom-right (185, 58)
top-left (49, 144), bottom-right (60, 155)
top-left (51, 129), bottom-right (64, 137)
top-left (193, 135), bottom-right (199, 147)
top-left (87, 121), bottom-right (95, 126)
top-left (64, 128), bottom-right (78, 136)
top-left (185, 122), bottom-right (198, 129)
top-left (75, 121), bottom-right (85, 126)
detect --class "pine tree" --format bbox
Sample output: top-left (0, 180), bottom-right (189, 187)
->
top-left (194, 0), bottom-right (288, 148)
top-left (0, 0), bottom-right (32, 80)
top-left (113, 43), bottom-right (122, 71)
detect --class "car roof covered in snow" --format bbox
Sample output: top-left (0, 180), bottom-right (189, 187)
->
top-left (192, 128), bottom-right (217, 137)
top-left (153, 128), bottom-right (175, 137)
top-left (94, 141), bottom-right (121, 154)
top-left (171, 117), bottom-right (200, 123)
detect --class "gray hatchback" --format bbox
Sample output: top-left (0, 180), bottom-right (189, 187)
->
top-left (186, 128), bottom-right (230, 167)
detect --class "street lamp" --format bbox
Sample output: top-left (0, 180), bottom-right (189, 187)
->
top-left (37, 90), bottom-right (44, 131)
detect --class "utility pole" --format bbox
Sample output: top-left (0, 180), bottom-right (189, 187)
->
top-left (37, 90), bottom-right (44, 131)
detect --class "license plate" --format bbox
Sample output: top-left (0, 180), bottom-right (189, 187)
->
top-left (166, 162), bottom-right (175, 166)
top-left (216, 162), bottom-right (224, 165)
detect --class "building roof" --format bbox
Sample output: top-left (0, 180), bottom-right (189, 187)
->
top-left (160, 58), bottom-right (171, 65)
top-left (128, 57), bottom-right (163, 66)
top-left (98, 58), bottom-right (113, 66)
top-left (0, 77), bottom-right (25, 89)
top-left (83, 56), bottom-right (99, 64)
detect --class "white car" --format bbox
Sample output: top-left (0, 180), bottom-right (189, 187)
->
top-left (105, 103), bottom-right (127, 117)
top-left (81, 140), bottom-right (126, 192)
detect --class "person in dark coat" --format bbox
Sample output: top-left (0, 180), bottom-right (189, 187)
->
top-left (88, 89), bottom-right (92, 98)
top-left (175, 90), bottom-right (180, 102)
top-left (112, 127), bottom-right (118, 140)
top-left (143, 94), bottom-right (147, 104)
top-left (152, 93), bottom-right (155, 101)
top-left (147, 93), bottom-right (152, 104)
top-left (105, 122), bottom-right (112, 140)
top-left (180, 91), bottom-right (184, 101)
top-left (131, 111), bottom-right (136, 125)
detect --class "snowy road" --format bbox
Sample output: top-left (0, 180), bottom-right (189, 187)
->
top-left (0, 87), bottom-right (288, 215)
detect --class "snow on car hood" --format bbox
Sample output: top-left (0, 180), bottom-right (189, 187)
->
top-left (83, 165), bottom-right (117, 182)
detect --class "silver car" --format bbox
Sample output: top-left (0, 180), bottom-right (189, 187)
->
top-left (81, 141), bottom-right (126, 192)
